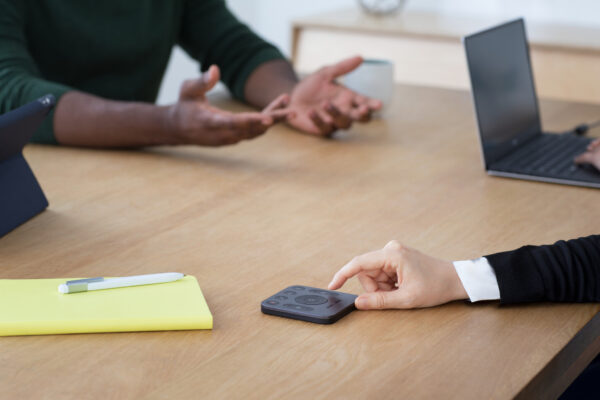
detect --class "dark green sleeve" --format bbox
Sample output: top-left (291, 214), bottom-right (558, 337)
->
top-left (0, 0), bottom-right (72, 144)
top-left (178, 0), bottom-right (285, 102)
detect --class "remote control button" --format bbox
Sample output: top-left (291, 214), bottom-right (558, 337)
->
top-left (266, 300), bottom-right (279, 305)
top-left (274, 295), bottom-right (287, 301)
top-left (295, 295), bottom-right (328, 305)
top-left (283, 290), bottom-right (296, 296)
top-left (290, 286), bottom-right (305, 291)
top-left (309, 289), bottom-right (338, 296)
top-left (283, 304), bottom-right (313, 311)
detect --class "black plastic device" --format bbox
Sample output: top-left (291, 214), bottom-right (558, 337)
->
top-left (261, 285), bottom-right (357, 324)
top-left (0, 95), bottom-right (55, 237)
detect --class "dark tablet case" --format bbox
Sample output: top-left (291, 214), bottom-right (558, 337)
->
top-left (0, 95), bottom-right (55, 237)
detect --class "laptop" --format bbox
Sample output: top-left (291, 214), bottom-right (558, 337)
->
top-left (0, 95), bottom-right (55, 237)
top-left (463, 18), bottom-right (600, 189)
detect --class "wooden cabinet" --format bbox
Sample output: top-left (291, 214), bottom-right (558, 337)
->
top-left (292, 8), bottom-right (600, 104)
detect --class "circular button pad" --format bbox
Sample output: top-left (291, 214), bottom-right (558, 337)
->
top-left (262, 286), bottom-right (358, 324)
top-left (295, 294), bottom-right (328, 305)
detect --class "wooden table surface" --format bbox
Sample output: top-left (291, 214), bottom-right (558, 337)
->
top-left (1, 84), bottom-right (599, 399)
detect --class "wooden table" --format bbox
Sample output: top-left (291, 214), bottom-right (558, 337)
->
top-left (1, 84), bottom-right (600, 399)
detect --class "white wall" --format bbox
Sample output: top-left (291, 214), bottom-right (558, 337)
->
top-left (410, 0), bottom-right (600, 27)
top-left (157, 0), bottom-right (600, 105)
top-left (157, 0), bottom-right (353, 105)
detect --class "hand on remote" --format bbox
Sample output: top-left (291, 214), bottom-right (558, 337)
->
top-left (328, 240), bottom-right (468, 310)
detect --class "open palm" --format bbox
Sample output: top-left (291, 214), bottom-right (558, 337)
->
top-left (286, 56), bottom-right (382, 136)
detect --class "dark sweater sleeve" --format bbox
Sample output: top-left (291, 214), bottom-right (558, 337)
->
top-left (0, 0), bottom-right (72, 144)
top-left (178, 0), bottom-right (285, 102)
top-left (486, 235), bottom-right (600, 304)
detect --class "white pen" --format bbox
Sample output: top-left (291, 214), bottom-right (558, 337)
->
top-left (58, 272), bottom-right (185, 294)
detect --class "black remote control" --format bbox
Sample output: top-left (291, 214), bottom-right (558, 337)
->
top-left (261, 285), bottom-right (357, 324)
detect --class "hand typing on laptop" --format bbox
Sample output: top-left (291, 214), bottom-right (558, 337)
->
top-left (575, 138), bottom-right (600, 170)
top-left (464, 19), bottom-right (600, 188)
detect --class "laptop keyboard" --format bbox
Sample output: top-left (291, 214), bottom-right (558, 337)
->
top-left (490, 134), bottom-right (600, 183)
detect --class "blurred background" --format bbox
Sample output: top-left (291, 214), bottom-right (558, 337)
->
top-left (157, 0), bottom-right (600, 105)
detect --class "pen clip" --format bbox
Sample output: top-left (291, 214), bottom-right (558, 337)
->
top-left (65, 277), bottom-right (104, 293)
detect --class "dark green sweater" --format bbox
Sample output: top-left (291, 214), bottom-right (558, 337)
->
top-left (0, 0), bottom-right (284, 144)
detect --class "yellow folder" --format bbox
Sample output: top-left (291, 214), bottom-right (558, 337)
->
top-left (0, 275), bottom-right (212, 336)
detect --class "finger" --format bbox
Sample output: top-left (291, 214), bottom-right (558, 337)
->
top-left (325, 103), bottom-right (352, 130)
top-left (357, 273), bottom-right (379, 293)
top-left (384, 240), bottom-right (402, 250)
top-left (372, 269), bottom-right (396, 290)
top-left (204, 65), bottom-right (220, 90)
top-left (233, 112), bottom-right (273, 126)
top-left (231, 113), bottom-right (273, 138)
top-left (309, 110), bottom-right (335, 136)
top-left (322, 55), bottom-right (363, 80)
top-left (375, 281), bottom-right (396, 291)
top-left (574, 151), bottom-right (595, 165)
top-left (211, 114), bottom-right (270, 142)
top-left (261, 94), bottom-right (294, 123)
top-left (266, 109), bottom-right (294, 123)
top-left (263, 94), bottom-right (289, 113)
top-left (355, 291), bottom-right (399, 310)
top-left (374, 267), bottom-right (397, 286)
top-left (179, 65), bottom-right (221, 100)
top-left (588, 138), bottom-right (600, 150)
top-left (349, 104), bottom-right (372, 122)
top-left (352, 94), bottom-right (382, 111)
top-left (328, 250), bottom-right (387, 290)
top-left (367, 98), bottom-right (383, 110)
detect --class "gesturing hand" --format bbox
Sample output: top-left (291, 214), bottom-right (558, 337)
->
top-left (328, 240), bottom-right (468, 310)
top-left (575, 138), bottom-right (600, 170)
top-left (286, 56), bottom-right (382, 137)
top-left (168, 65), bottom-right (292, 146)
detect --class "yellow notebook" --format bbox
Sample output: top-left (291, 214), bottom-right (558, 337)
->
top-left (0, 275), bottom-right (212, 336)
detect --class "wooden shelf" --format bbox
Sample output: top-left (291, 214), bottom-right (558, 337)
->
top-left (292, 8), bottom-right (600, 104)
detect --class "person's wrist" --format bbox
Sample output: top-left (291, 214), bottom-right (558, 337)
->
top-left (442, 260), bottom-right (469, 301)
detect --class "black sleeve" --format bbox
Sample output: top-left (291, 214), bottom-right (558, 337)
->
top-left (485, 235), bottom-right (600, 304)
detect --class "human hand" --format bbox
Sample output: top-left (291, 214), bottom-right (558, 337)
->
top-left (574, 138), bottom-right (600, 170)
top-left (285, 56), bottom-right (382, 137)
top-left (328, 240), bottom-right (468, 310)
top-left (168, 65), bottom-right (293, 146)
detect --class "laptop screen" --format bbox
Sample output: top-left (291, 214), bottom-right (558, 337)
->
top-left (464, 19), bottom-right (541, 167)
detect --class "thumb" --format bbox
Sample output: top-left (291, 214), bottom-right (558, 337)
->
top-left (323, 56), bottom-right (363, 80)
top-left (179, 65), bottom-right (220, 100)
top-left (355, 291), bottom-right (402, 310)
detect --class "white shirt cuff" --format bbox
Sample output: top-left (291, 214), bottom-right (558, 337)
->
top-left (453, 257), bottom-right (500, 302)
